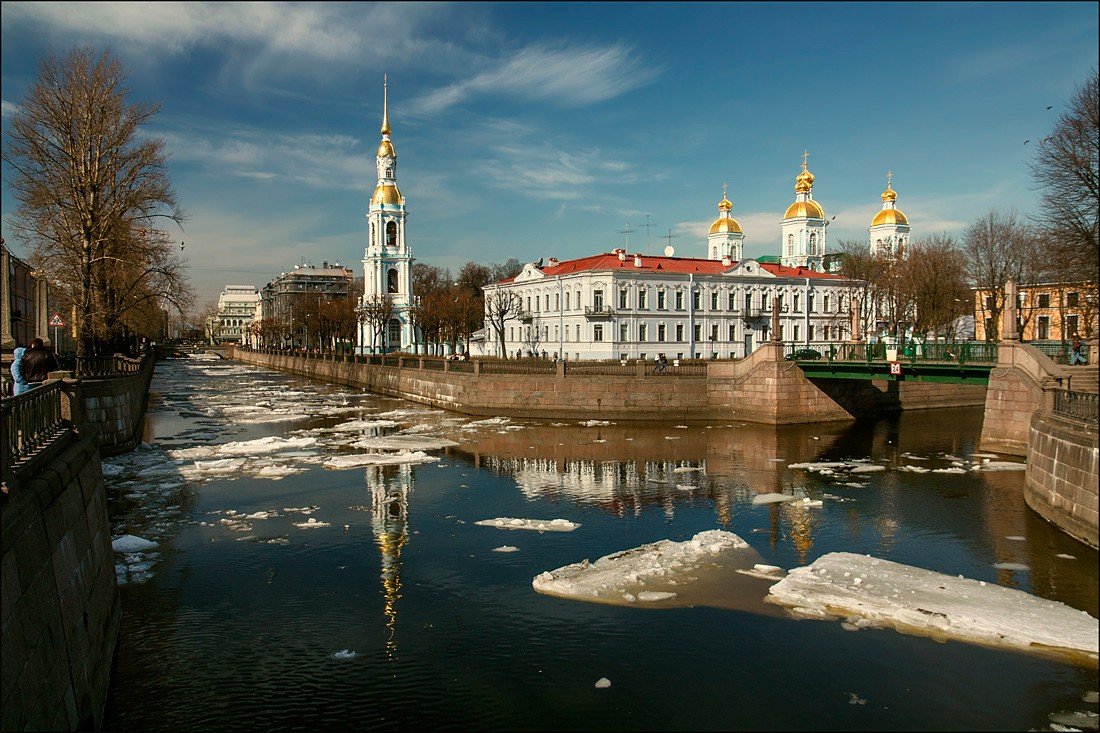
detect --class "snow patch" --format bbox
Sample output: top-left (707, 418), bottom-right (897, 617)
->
top-left (475, 517), bottom-right (580, 532)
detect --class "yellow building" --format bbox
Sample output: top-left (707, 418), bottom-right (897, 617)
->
top-left (973, 280), bottom-right (1095, 342)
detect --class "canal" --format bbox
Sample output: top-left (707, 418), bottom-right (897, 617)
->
top-left (100, 354), bottom-right (1098, 731)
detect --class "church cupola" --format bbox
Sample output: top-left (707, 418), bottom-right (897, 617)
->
top-left (780, 151), bottom-right (827, 271)
top-left (707, 183), bottom-right (745, 262)
top-left (869, 171), bottom-right (911, 258)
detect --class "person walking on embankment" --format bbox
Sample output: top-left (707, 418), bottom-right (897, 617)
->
top-left (1069, 332), bottom-right (1086, 365)
top-left (21, 337), bottom-right (60, 387)
top-left (9, 345), bottom-right (31, 396)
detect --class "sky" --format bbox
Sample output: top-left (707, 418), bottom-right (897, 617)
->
top-left (2, 2), bottom-right (1097, 310)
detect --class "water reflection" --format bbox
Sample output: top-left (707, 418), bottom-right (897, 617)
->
top-left (365, 464), bottom-right (411, 658)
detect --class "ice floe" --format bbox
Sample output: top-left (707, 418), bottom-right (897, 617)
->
top-left (766, 552), bottom-right (1099, 665)
top-left (753, 493), bottom-right (798, 505)
top-left (532, 530), bottom-right (749, 605)
top-left (492, 546), bottom-right (521, 553)
top-left (475, 517), bottom-right (580, 532)
top-left (294, 518), bottom-right (331, 529)
top-left (322, 451), bottom-right (440, 469)
top-left (112, 534), bottom-right (160, 552)
top-left (332, 649), bottom-right (357, 660)
top-left (594, 678), bottom-right (611, 689)
top-left (348, 435), bottom-right (458, 451)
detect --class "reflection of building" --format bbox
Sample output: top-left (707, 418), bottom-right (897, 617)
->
top-left (360, 76), bottom-right (415, 353)
top-left (973, 280), bottom-right (1095, 341)
top-left (1, 239), bottom-right (50, 349)
top-left (367, 463), bottom-right (412, 658)
top-left (208, 285), bottom-right (259, 344)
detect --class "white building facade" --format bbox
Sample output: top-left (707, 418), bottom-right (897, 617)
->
top-left (210, 284), bottom-right (259, 344)
top-left (360, 76), bottom-right (416, 353)
top-left (480, 159), bottom-right (866, 361)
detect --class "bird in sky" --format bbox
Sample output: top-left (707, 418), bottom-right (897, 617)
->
top-left (1024, 140), bottom-right (1030, 145)
top-left (1046, 106), bottom-right (1053, 110)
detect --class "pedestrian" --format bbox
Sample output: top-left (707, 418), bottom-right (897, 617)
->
top-left (9, 344), bottom-right (31, 396)
top-left (1069, 332), bottom-right (1086, 365)
top-left (653, 353), bottom-right (667, 374)
top-left (21, 337), bottom-right (60, 387)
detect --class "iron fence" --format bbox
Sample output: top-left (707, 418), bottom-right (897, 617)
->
top-left (1032, 341), bottom-right (1090, 365)
top-left (1, 381), bottom-right (69, 486)
top-left (787, 341), bottom-right (999, 365)
top-left (479, 360), bottom-right (556, 375)
top-left (1052, 389), bottom-right (1098, 425)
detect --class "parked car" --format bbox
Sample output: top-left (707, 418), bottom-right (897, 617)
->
top-left (786, 348), bottom-right (822, 361)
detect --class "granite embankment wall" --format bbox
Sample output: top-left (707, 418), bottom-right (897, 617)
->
top-left (1025, 410), bottom-right (1099, 548)
top-left (1, 433), bottom-right (120, 731)
top-left (2, 354), bottom-right (153, 731)
top-left (230, 345), bottom-right (986, 424)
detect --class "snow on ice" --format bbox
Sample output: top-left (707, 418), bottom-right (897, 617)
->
top-left (322, 450), bottom-right (440, 469)
top-left (112, 535), bottom-right (159, 552)
top-left (532, 530), bottom-right (749, 605)
top-left (476, 517), bottom-right (580, 532)
top-left (766, 552), bottom-right (1099, 665)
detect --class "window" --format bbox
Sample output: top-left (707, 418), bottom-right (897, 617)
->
top-left (545, 294), bottom-right (550, 310)
top-left (526, 297), bottom-right (531, 312)
top-left (809, 325), bottom-right (815, 341)
top-left (657, 290), bottom-right (667, 310)
top-left (1066, 315), bottom-right (1079, 336)
top-left (593, 290), bottom-right (604, 309)
top-left (619, 289), bottom-right (628, 309)
top-left (823, 294), bottom-right (830, 312)
top-left (985, 296), bottom-right (994, 311)
top-left (794, 294), bottom-right (801, 312)
top-left (787, 234), bottom-right (793, 255)
top-left (808, 232), bottom-right (817, 255)
top-left (745, 293), bottom-right (752, 311)
top-left (694, 324), bottom-right (702, 341)
top-left (639, 324), bottom-right (647, 342)
top-left (638, 289), bottom-right (648, 309)
top-left (565, 292), bottom-right (571, 310)
top-left (728, 324), bottom-right (736, 340)
top-left (794, 324), bottom-right (800, 341)
top-left (594, 325), bottom-right (604, 342)
top-left (692, 291), bottom-right (701, 309)
top-left (710, 324), bottom-right (719, 341)
top-left (555, 293), bottom-right (560, 310)
top-left (808, 294), bottom-right (815, 313)
top-left (1038, 316), bottom-right (1050, 340)
top-left (711, 291), bottom-right (719, 310)
top-left (387, 268), bottom-right (399, 293)
top-left (1038, 293), bottom-right (1050, 308)
top-left (386, 221), bottom-right (397, 246)
top-left (675, 291), bottom-right (684, 310)
top-left (565, 325), bottom-right (569, 341)
top-left (542, 326), bottom-right (548, 340)
top-left (387, 318), bottom-right (401, 347)
top-left (676, 324), bottom-right (684, 341)
top-left (778, 293), bottom-right (785, 311)
top-left (620, 323), bottom-right (629, 341)
top-left (728, 291), bottom-right (735, 310)
top-left (712, 246), bottom-right (718, 259)
top-left (554, 325), bottom-right (559, 341)
top-left (1067, 292), bottom-right (1080, 307)
top-left (658, 324), bottom-right (666, 341)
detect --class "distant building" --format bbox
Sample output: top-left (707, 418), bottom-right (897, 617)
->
top-left (1, 238), bottom-right (51, 350)
top-left (208, 285), bottom-right (260, 344)
top-left (360, 76), bottom-right (415, 353)
top-left (973, 280), bottom-right (1095, 341)
top-left (259, 262), bottom-right (355, 349)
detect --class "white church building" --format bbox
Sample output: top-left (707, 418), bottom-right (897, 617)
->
top-left (478, 158), bottom-right (912, 361)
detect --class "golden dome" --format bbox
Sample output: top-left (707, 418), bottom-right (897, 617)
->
top-left (718, 194), bottom-right (732, 211)
top-left (881, 184), bottom-right (896, 202)
top-left (377, 139), bottom-right (395, 158)
top-left (795, 168), bottom-right (815, 193)
top-left (709, 216), bottom-right (742, 234)
top-left (371, 184), bottom-right (402, 205)
top-left (871, 208), bottom-right (908, 226)
top-left (784, 200), bottom-right (825, 220)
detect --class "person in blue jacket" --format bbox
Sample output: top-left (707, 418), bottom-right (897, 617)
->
top-left (9, 345), bottom-right (31, 396)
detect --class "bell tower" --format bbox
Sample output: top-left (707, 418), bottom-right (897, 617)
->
top-left (780, 151), bottom-right (826, 271)
top-left (362, 75), bottom-right (415, 352)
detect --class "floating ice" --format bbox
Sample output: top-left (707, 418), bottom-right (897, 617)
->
top-left (533, 530), bottom-right (751, 605)
top-left (112, 535), bottom-right (159, 552)
top-left (992, 562), bottom-right (1029, 571)
top-left (325, 419), bottom-right (400, 433)
top-left (332, 649), bottom-right (357, 660)
top-left (752, 493), bottom-right (796, 505)
top-left (294, 518), bottom-right (331, 529)
top-left (766, 552), bottom-right (1099, 665)
top-left (580, 420), bottom-right (610, 426)
top-left (594, 678), bottom-right (611, 689)
top-left (932, 467), bottom-right (967, 474)
top-left (1056, 554), bottom-right (1077, 560)
top-left (673, 467), bottom-right (703, 473)
top-left (323, 451), bottom-right (440, 469)
top-left (898, 465), bottom-right (931, 473)
top-left (492, 546), bottom-right (520, 553)
top-left (349, 435), bottom-right (458, 451)
top-left (101, 463), bottom-right (125, 476)
top-left (476, 517), bottom-right (580, 532)
top-left (850, 465), bottom-right (886, 474)
top-left (980, 461), bottom-right (1027, 471)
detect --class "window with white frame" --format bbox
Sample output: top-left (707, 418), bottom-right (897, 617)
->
top-left (676, 324), bottom-right (684, 341)
top-left (794, 324), bottom-right (800, 341)
top-left (620, 323), bottom-right (628, 341)
top-left (711, 291), bottom-right (719, 310)
top-left (619, 289), bottom-right (628, 308)
top-left (658, 323), bottom-right (666, 341)
top-left (794, 293), bottom-right (800, 311)
top-left (692, 290), bottom-right (700, 309)
top-left (728, 291), bottom-right (735, 310)
top-left (694, 324), bottom-right (702, 341)
top-left (593, 289), bottom-right (604, 309)
top-left (638, 289), bottom-right (648, 309)
top-left (657, 290), bottom-right (666, 310)
top-left (728, 323), bottom-right (736, 340)
top-left (710, 324), bottom-right (718, 341)
top-left (594, 325), bottom-right (603, 342)
top-left (639, 323), bottom-right (648, 341)
top-left (565, 292), bottom-right (570, 310)
top-left (675, 291), bottom-right (683, 310)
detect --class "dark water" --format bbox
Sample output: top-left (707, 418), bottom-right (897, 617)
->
top-left (100, 355), bottom-right (1098, 731)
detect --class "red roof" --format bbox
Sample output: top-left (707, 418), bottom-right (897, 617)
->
top-left (511, 252), bottom-right (845, 281)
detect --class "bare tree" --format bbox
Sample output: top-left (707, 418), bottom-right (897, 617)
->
top-left (483, 287), bottom-right (521, 357)
top-left (1031, 69), bottom-right (1099, 279)
top-left (901, 234), bottom-right (971, 341)
top-left (360, 294), bottom-right (395, 354)
top-left (834, 239), bottom-right (883, 339)
top-left (3, 47), bottom-right (189, 357)
top-left (963, 209), bottom-right (1046, 340)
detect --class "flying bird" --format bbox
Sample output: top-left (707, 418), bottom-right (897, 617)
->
top-left (1024, 140), bottom-right (1030, 145)
top-left (1046, 106), bottom-right (1052, 110)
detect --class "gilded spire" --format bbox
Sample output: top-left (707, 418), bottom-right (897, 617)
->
top-left (882, 170), bottom-right (897, 202)
top-left (381, 73), bottom-right (391, 136)
top-left (718, 182), bottom-right (732, 211)
top-left (795, 150), bottom-right (815, 193)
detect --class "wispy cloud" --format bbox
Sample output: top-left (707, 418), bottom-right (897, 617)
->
top-left (408, 42), bottom-right (660, 114)
top-left (1, 100), bottom-right (20, 118)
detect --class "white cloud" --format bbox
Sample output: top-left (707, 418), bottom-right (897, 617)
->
top-left (1, 100), bottom-right (20, 118)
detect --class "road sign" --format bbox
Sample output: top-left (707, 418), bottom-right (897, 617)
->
top-left (48, 313), bottom-right (64, 327)
top-left (889, 361), bottom-right (902, 375)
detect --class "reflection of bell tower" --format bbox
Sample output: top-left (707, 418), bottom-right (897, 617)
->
top-left (368, 463), bottom-right (413, 658)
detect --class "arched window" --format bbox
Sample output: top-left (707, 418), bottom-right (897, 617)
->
top-left (385, 167), bottom-right (393, 178)
top-left (809, 232), bottom-right (817, 255)
top-left (386, 221), bottom-right (397, 246)
top-left (712, 246), bottom-right (718, 259)
top-left (387, 318), bottom-right (401, 348)
top-left (787, 234), bottom-right (794, 255)
top-left (371, 223), bottom-right (375, 245)
top-left (387, 268), bottom-right (399, 294)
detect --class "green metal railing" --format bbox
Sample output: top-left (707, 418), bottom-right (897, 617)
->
top-left (786, 341), bottom-right (999, 365)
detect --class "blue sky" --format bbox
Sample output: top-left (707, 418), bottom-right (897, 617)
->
top-left (2, 2), bottom-right (1096, 309)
